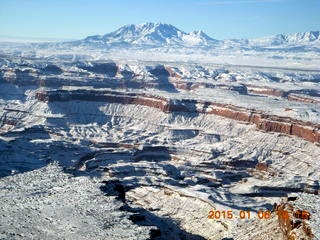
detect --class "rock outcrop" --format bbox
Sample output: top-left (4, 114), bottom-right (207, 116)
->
top-left (246, 84), bottom-right (285, 97)
top-left (78, 62), bottom-right (118, 76)
top-left (275, 201), bottom-right (314, 240)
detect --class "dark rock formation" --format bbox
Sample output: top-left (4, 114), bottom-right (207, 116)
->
top-left (79, 62), bottom-right (118, 76)
top-left (42, 65), bottom-right (63, 75)
top-left (148, 65), bottom-right (170, 78)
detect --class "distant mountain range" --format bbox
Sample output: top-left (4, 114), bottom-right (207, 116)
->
top-left (250, 31), bottom-right (320, 46)
top-left (3, 23), bottom-right (319, 53)
top-left (71, 23), bottom-right (319, 49)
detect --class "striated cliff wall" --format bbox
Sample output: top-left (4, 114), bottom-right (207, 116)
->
top-left (35, 90), bottom-right (320, 144)
top-left (246, 84), bottom-right (320, 104)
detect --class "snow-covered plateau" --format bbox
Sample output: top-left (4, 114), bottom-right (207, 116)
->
top-left (0, 23), bottom-right (319, 240)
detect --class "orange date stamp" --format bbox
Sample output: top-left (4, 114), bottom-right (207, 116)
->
top-left (208, 209), bottom-right (311, 220)
top-left (208, 209), bottom-right (271, 220)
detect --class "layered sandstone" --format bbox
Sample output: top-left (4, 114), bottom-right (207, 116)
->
top-left (287, 94), bottom-right (320, 104)
top-left (35, 90), bottom-right (320, 144)
top-left (246, 84), bottom-right (285, 97)
top-left (246, 84), bottom-right (320, 104)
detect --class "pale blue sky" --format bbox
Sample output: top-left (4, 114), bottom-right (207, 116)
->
top-left (0, 0), bottom-right (319, 40)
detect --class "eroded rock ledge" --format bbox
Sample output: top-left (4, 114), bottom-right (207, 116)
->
top-left (35, 89), bottom-right (320, 144)
top-left (245, 84), bottom-right (320, 104)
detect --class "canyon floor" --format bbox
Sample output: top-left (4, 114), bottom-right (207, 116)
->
top-left (0, 56), bottom-right (319, 240)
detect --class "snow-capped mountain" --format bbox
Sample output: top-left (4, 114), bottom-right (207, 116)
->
top-left (250, 31), bottom-right (320, 47)
top-left (82, 22), bottom-right (217, 47)
top-left (75, 24), bottom-right (320, 50)
top-left (288, 31), bottom-right (320, 43)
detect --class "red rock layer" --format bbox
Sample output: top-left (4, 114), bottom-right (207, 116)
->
top-left (171, 81), bottom-right (248, 94)
top-left (165, 67), bottom-right (182, 79)
top-left (288, 94), bottom-right (320, 104)
top-left (35, 90), bottom-right (320, 144)
top-left (246, 84), bottom-right (285, 97)
top-left (246, 84), bottom-right (320, 105)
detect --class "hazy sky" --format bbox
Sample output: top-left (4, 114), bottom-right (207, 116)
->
top-left (0, 0), bottom-right (319, 40)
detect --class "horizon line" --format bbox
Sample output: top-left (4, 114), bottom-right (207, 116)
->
top-left (0, 23), bottom-right (319, 43)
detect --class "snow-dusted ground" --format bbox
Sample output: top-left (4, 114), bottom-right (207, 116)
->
top-left (0, 163), bottom-right (154, 240)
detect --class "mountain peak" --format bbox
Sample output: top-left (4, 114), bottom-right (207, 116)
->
top-left (84, 22), bottom-right (216, 47)
top-left (288, 31), bottom-right (320, 43)
top-left (134, 22), bottom-right (177, 29)
top-left (120, 22), bottom-right (179, 33)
